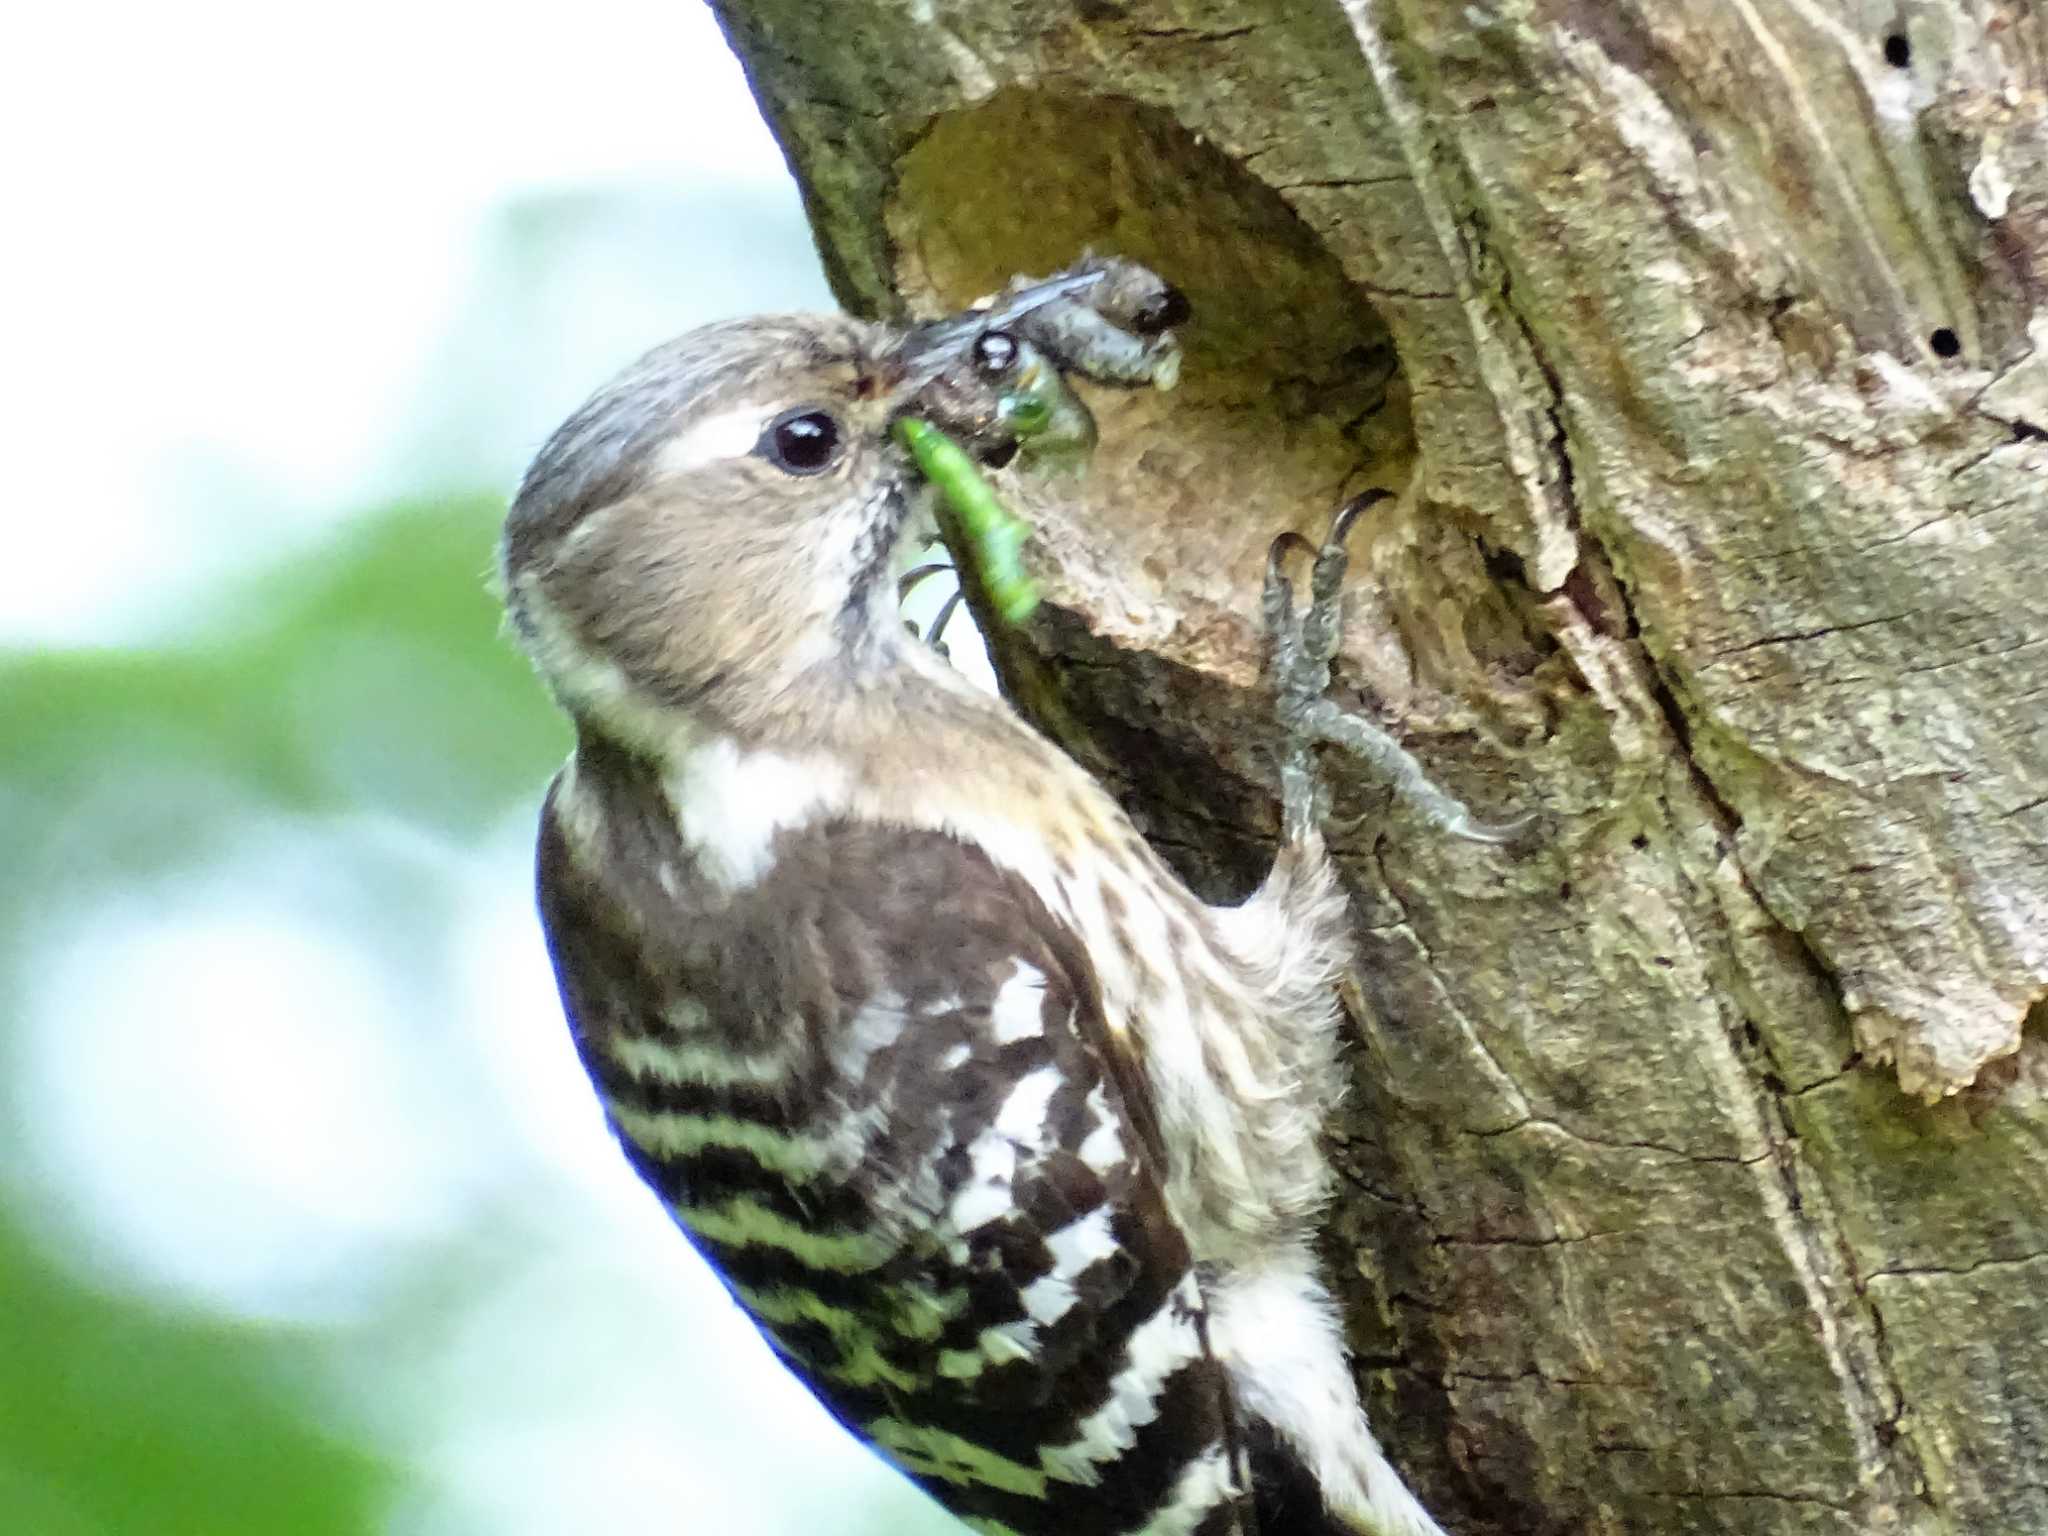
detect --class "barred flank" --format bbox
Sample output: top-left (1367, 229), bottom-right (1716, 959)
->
top-left (538, 781), bottom-right (1250, 1536)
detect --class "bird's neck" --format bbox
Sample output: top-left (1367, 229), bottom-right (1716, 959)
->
top-left (725, 632), bottom-right (1028, 761)
top-left (575, 634), bottom-right (1082, 820)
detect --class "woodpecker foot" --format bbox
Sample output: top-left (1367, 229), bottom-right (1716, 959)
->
top-left (898, 554), bottom-right (968, 653)
top-left (1264, 493), bottom-right (1531, 848)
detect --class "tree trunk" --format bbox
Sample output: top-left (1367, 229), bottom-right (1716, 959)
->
top-left (706, 2), bottom-right (2048, 1530)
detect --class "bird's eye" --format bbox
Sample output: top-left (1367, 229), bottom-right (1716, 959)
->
top-left (973, 330), bottom-right (1020, 378)
top-left (1130, 286), bottom-right (1190, 335)
top-left (759, 407), bottom-right (843, 475)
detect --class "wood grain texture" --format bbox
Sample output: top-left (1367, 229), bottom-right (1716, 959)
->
top-left (705, 1), bottom-right (2048, 1528)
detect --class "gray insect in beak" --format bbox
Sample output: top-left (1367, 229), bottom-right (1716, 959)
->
top-left (887, 270), bottom-right (1114, 467)
top-left (887, 269), bottom-right (1110, 404)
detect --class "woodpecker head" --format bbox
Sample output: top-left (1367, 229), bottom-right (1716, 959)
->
top-left (501, 264), bottom-right (1180, 753)
top-left (501, 313), bottom-right (966, 748)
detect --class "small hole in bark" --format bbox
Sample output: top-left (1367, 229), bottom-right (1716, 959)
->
top-left (891, 89), bottom-right (1412, 656)
top-left (1882, 33), bottom-right (1910, 68)
top-left (1652, 955), bottom-right (1674, 968)
top-left (1630, 833), bottom-right (1649, 851)
top-left (1557, 881), bottom-right (1573, 901)
top-left (1481, 543), bottom-right (1528, 586)
top-left (1743, 1020), bottom-right (1763, 1049)
top-left (1930, 327), bottom-right (1961, 358)
top-left (1762, 1072), bottom-right (1787, 1094)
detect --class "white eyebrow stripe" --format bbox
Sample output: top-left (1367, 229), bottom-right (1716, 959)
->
top-left (658, 401), bottom-right (776, 474)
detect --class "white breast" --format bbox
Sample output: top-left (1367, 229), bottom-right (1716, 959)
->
top-left (664, 735), bottom-right (853, 891)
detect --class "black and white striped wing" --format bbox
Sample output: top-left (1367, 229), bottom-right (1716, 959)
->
top-left (537, 803), bottom-right (1248, 1536)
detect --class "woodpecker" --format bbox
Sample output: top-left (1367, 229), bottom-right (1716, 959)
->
top-left (501, 262), bottom-right (1469, 1536)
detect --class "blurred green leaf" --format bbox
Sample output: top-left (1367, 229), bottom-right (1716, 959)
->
top-left (0, 495), bottom-right (546, 1531)
top-left (0, 488), bottom-right (951, 1536)
top-left (0, 495), bottom-right (567, 873)
top-left (0, 1220), bottom-right (392, 1535)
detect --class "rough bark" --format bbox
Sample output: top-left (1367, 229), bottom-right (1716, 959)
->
top-left (706, 2), bottom-right (2048, 1530)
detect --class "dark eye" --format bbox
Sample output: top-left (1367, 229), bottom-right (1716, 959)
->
top-left (1130, 286), bottom-right (1190, 335)
top-left (759, 407), bottom-right (842, 475)
top-left (974, 330), bottom-right (1020, 378)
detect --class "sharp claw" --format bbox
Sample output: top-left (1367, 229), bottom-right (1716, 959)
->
top-left (1265, 531), bottom-right (1316, 667)
top-left (1267, 530), bottom-right (1317, 583)
top-left (1327, 488), bottom-right (1392, 550)
top-left (899, 561), bottom-right (954, 600)
top-left (1266, 489), bottom-right (1527, 855)
top-left (1445, 809), bottom-right (1537, 846)
top-left (927, 588), bottom-right (966, 648)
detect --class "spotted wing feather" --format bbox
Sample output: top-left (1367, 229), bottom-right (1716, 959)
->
top-left (536, 752), bottom-right (1250, 1536)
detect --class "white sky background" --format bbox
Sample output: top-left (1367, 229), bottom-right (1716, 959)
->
top-left (1, 0), bottom-right (821, 645)
top-left (1, 5), bottom-right (959, 1533)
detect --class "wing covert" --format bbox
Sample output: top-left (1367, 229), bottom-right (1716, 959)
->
top-left (536, 771), bottom-right (1248, 1536)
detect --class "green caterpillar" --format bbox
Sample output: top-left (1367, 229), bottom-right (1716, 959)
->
top-left (894, 416), bottom-right (1041, 626)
